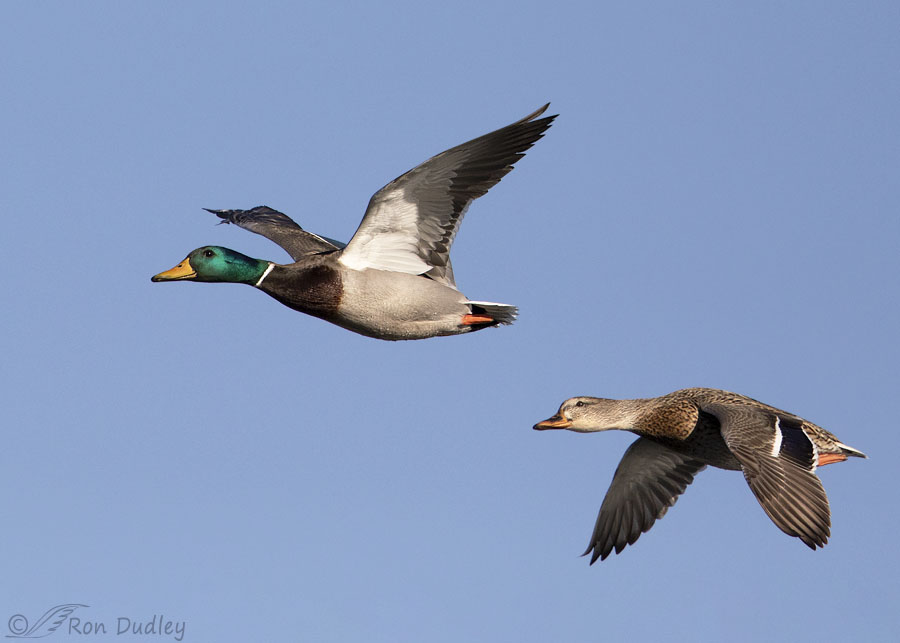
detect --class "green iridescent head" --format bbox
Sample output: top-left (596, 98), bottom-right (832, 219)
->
top-left (151, 246), bottom-right (269, 285)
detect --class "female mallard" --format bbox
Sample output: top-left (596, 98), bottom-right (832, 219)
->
top-left (534, 387), bottom-right (866, 563)
top-left (152, 105), bottom-right (556, 340)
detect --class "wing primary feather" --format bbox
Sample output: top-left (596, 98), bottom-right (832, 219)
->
top-left (583, 438), bottom-right (705, 563)
top-left (203, 206), bottom-right (342, 260)
top-left (339, 105), bottom-right (556, 281)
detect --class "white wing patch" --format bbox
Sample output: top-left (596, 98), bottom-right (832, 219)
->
top-left (770, 416), bottom-right (783, 457)
top-left (339, 192), bottom-right (430, 274)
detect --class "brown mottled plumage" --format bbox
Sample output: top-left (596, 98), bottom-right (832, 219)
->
top-left (534, 387), bottom-right (866, 563)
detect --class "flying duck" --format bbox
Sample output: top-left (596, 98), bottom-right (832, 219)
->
top-left (534, 387), bottom-right (866, 563)
top-left (152, 105), bottom-right (556, 340)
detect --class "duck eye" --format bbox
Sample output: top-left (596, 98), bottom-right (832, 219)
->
top-left (203, 249), bottom-right (215, 258)
top-left (575, 400), bottom-right (585, 408)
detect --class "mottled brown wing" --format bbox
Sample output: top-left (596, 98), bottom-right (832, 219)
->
top-left (585, 437), bottom-right (706, 564)
top-left (706, 403), bottom-right (831, 549)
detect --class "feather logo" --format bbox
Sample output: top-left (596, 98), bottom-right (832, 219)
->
top-left (6, 605), bottom-right (87, 638)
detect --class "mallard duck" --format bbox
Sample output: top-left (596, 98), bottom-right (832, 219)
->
top-left (534, 387), bottom-right (866, 563)
top-left (152, 105), bottom-right (556, 340)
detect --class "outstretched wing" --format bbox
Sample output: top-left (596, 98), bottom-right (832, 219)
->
top-left (338, 104), bottom-right (556, 287)
top-left (707, 403), bottom-right (831, 549)
top-left (206, 206), bottom-right (343, 261)
top-left (584, 437), bottom-right (706, 564)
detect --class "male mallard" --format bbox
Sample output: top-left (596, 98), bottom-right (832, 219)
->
top-left (534, 387), bottom-right (866, 563)
top-left (152, 105), bottom-right (556, 340)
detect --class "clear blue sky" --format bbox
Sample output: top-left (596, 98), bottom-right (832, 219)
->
top-left (3, 2), bottom-right (898, 641)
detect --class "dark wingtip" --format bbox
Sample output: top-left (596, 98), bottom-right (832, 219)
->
top-left (533, 103), bottom-right (559, 122)
top-left (800, 537), bottom-right (820, 551)
top-left (581, 543), bottom-right (604, 565)
top-left (204, 208), bottom-right (233, 224)
top-left (513, 103), bottom-right (556, 126)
